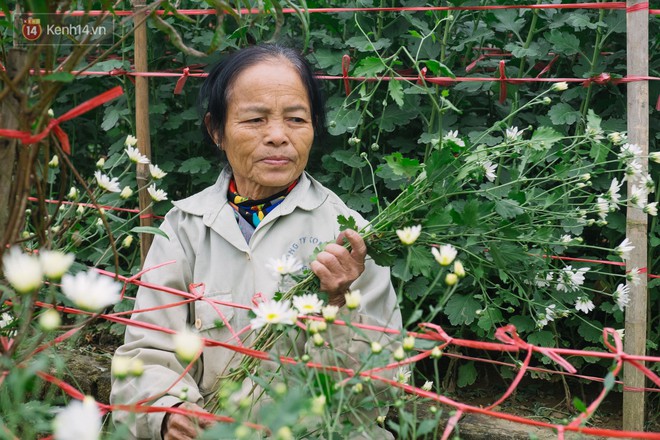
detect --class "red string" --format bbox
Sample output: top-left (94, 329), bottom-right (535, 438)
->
top-left (0, 86), bottom-right (123, 154)
top-left (173, 67), bottom-right (190, 95)
top-left (341, 55), bottom-right (351, 95)
top-left (626, 2), bottom-right (649, 12)
top-left (498, 60), bottom-right (508, 103)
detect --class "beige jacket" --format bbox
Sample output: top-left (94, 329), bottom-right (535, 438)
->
top-left (110, 168), bottom-right (402, 439)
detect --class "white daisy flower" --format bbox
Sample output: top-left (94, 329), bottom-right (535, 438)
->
top-left (147, 184), bottom-right (168, 202)
top-left (67, 187), bottom-right (79, 200)
top-left (250, 299), bottom-right (297, 330)
top-left (53, 396), bottom-right (102, 440)
top-left (626, 267), bottom-right (641, 286)
top-left (421, 380), bottom-right (434, 391)
top-left (560, 234), bottom-right (573, 244)
top-left (650, 152), bottom-right (660, 164)
top-left (94, 171), bottom-right (121, 193)
top-left (454, 260), bottom-right (466, 278)
top-left (618, 143), bottom-right (642, 160)
top-left (614, 284), bottom-right (630, 310)
top-left (292, 294), bottom-right (324, 316)
top-left (125, 146), bottom-right (149, 164)
top-left (39, 309), bottom-right (61, 331)
top-left (614, 238), bottom-right (634, 260)
top-left (625, 159), bottom-right (643, 180)
top-left (2, 247), bottom-right (43, 294)
top-left (61, 270), bottom-right (121, 312)
top-left (149, 163), bottom-right (167, 180)
top-left (556, 266), bottom-right (589, 292)
top-left (266, 255), bottom-right (303, 276)
top-left (395, 367), bottom-right (412, 384)
top-left (39, 249), bottom-right (74, 280)
top-left (481, 160), bottom-right (497, 182)
top-left (396, 225), bottom-right (422, 245)
top-left (443, 130), bottom-right (465, 147)
top-left (644, 202), bottom-right (658, 216)
top-left (534, 272), bottom-right (553, 288)
top-left (537, 304), bottom-right (557, 328)
top-left (639, 173), bottom-right (655, 193)
top-left (596, 196), bottom-right (610, 219)
top-left (505, 126), bottom-right (522, 141)
top-left (607, 178), bottom-right (622, 204)
top-left (575, 296), bottom-right (595, 314)
top-left (173, 327), bottom-right (203, 362)
top-left (431, 244), bottom-right (457, 266)
top-left (629, 185), bottom-right (648, 209)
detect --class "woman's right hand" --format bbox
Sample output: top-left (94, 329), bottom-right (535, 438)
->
top-left (164, 402), bottom-right (215, 440)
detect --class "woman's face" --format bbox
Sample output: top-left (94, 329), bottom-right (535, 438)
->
top-left (208, 59), bottom-right (314, 200)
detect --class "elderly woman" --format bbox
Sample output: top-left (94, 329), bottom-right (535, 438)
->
top-left (111, 44), bottom-right (402, 440)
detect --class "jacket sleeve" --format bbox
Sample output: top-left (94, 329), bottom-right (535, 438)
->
top-left (110, 212), bottom-right (203, 440)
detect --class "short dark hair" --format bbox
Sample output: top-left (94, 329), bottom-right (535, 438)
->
top-left (198, 44), bottom-right (326, 148)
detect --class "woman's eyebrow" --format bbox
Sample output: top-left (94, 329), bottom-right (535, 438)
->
top-left (238, 104), bottom-right (310, 114)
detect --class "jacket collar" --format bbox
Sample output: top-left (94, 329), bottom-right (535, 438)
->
top-left (172, 166), bottom-right (328, 220)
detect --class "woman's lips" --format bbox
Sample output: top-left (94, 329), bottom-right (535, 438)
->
top-left (261, 157), bottom-right (291, 165)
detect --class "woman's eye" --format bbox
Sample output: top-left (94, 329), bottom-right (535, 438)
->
top-left (289, 117), bottom-right (306, 123)
top-left (246, 118), bottom-right (263, 123)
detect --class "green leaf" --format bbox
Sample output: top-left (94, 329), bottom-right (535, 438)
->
top-left (326, 107), bottom-right (361, 136)
top-left (331, 150), bottom-right (366, 168)
top-left (408, 246), bottom-right (436, 278)
top-left (544, 29), bottom-right (582, 56)
top-left (178, 157), bottom-right (211, 174)
top-left (477, 308), bottom-right (504, 332)
top-left (445, 294), bottom-right (480, 325)
top-left (383, 153), bottom-right (421, 178)
top-left (41, 72), bottom-right (75, 82)
top-left (423, 60), bottom-right (455, 78)
top-left (336, 215), bottom-right (358, 232)
top-left (548, 103), bottom-right (580, 126)
top-left (310, 49), bottom-right (343, 75)
top-left (131, 226), bottom-right (169, 240)
top-left (457, 361), bottom-right (477, 387)
top-left (527, 331), bottom-right (555, 348)
top-left (573, 397), bottom-right (587, 413)
top-left (388, 79), bottom-right (404, 107)
top-left (509, 315), bottom-right (536, 333)
top-left (345, 36), bottom-right (391, 52)
top-left (495, 199), bottom-right (524, 219)
top-left (492, 10), bottom-right (525, 36)
top-left (353, 56), bottom-right (387, 77)
top-left (531, 126), bottom-right (563, 149)
top-left (379, 103), bottom-right (419, 132)
top-left (578, 319), bottom-right (604, 343)
top-left (101, 109), bottom-right (119, 131)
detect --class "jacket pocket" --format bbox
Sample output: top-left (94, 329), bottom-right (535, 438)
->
top-left (192, 292), bottom-right (235, 332)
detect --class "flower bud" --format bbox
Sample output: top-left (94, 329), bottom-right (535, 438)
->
top-left (344, 289), bottom-right (361, 310)
top-left (402, 336), bottom-right (415, 351)
top-left (370, 143), bottom-right (380, 151)
top-left (47, 108), bottom-right (55, 117)
top-left (122, 235), bottom-right (134, 249)
top-left (352, 383), bottom-right (363, 393)
top-left (120, 186), bottom-right (133, 199)
top-left (322, 305), bottom-right (339, 322)
top-left (129, 358), bottom-right (144, 377)
top-left (371, 341), bottom-right (383, 354)
top-left (308, 320), bottom-right (327, 334)
top-left (552, 82), bottom-right (568, 91)
top-left (445, 273), bottom-right (458, 286)
top-left (542, 97), bottom-right (552, 105)
top-left (454, 260), bottom-right (466, 278)
top-left (112, 356), bottom-right (131, 379)
top-left (173, 328), bottom-right (202, 362)
top-left (431, 346), bottom-right (442, 358)
top-left (96, 157), bottom-right (105, 169)
top-left (48, 155), bottom-right (59, 168)
top-left (312, 332), bottom-right (324, 347)
top-left (392, 346), bottom-right (405, 361)
top-left (39, 309), bottom-right (61, 331)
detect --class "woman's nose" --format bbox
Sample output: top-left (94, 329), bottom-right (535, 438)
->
top-left (264, 120), bottom-right (289, 146)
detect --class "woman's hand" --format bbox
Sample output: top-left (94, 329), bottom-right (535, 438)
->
top-left (310, 229), bottom-right (366, 306)
top-left (164, 402), bottom-right (215, 440)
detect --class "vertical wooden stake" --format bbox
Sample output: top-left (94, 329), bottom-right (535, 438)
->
top-left (623, 0), bottom-right (648, 431)
top-left (133, 0), bottom-right (153, 263)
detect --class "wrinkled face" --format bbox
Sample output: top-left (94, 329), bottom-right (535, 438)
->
top-left (207, 59), bottom-right (314, 199)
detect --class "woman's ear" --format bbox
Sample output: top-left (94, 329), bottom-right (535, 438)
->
top-left (204, 113), bottom-right (222, 148)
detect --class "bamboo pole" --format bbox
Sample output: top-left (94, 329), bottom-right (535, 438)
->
top-left (623, 0), bottom-right (648, 431)
top-left (132, 0), bottom-right (154, 263)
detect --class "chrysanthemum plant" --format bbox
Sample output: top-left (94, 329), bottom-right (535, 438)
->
top-left (203, 81), bottom-right (655, 437)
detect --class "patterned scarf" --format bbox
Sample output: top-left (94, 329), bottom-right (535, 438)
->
top-left (227, 178), bottom-right (298, 228)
